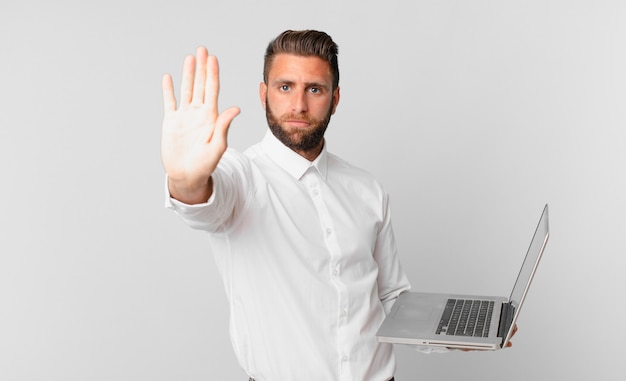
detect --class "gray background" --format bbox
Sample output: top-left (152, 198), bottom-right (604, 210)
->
top-left (1, 0), bottom-right (624, 380)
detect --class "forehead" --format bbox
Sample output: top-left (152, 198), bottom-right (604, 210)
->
top-left (267, 53), bottom-right (333, 84)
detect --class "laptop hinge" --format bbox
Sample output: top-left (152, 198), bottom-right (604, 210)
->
top-left (497, 302), bottom-right (515, 343)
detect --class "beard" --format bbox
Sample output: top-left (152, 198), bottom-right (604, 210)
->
top-left (265, 96), bottom-right (334, 153)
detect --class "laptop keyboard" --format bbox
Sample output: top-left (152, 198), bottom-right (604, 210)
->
top-left (436, 298), bottom-right (494, 337)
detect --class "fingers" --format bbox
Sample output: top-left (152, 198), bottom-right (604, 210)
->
top-left (178, 47), bottom-right (215, 107)
top-left (180, 55), bottom-right (195, 105)
top-left (162, 74), bottom-right (176, 112)
top-left (192, 47), bottom-right (208, 105)
top-left (165, 47), bottom-right (232, 126)
top-left (205, 55), bottom-right (220, 111)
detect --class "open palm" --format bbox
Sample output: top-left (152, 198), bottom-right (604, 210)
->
top-left (161, 47), bottom-right (240, 203)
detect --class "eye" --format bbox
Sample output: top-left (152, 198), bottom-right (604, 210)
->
top-left (279, 84), bottom-right (290, 92)
top-left (309, 87), bottom-right (321, 94)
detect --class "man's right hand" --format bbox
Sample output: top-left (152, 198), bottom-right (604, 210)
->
top-left (161, 46), bottom-right (240, 204)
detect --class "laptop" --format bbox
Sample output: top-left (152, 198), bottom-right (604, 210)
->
top-left (376, 204), bottom-right (550, 350)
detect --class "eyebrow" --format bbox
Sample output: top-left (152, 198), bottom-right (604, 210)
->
top-left (271, 78), bottom-right (330, 90)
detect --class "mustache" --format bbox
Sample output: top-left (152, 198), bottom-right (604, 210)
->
top-left (280, 113), bottom-right (317, 123)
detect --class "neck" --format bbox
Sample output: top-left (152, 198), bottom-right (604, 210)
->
top-left (293, 142), bottom-right (324, 162)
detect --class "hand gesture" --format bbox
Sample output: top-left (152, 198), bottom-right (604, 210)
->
top-left (161, 47), bottom-right (240, 204)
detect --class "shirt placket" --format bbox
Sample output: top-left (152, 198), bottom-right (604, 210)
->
top-left (302, 168), bottom-right (352, 380)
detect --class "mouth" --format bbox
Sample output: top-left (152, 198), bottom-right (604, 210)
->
top-left (284, 119), bottom-right (312, 128)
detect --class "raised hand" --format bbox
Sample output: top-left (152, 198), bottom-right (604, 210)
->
top-left (161, 47), bottom-right (240, 204)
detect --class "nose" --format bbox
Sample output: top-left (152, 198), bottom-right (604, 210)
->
top-left (291, 91), bottom-right (308, 113)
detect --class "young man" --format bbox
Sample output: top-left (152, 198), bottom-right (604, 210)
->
top-left (162, 30), bottom-right (410, 380)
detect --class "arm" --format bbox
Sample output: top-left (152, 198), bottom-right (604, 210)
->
top-left (165, 148), bottom-right (254, 233)
top-left (161, 47), bottom-right (240, 204)
top-left (374, 192), bottom-right (411, 314)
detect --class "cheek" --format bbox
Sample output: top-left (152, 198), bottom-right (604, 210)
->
top-left (266, 93), bottom-right (287, 113)
top-left (305, 94), bottom-right (326, 109)
top-left (314, 99), bottom-right (334, 117)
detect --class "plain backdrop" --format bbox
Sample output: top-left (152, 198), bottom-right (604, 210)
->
top-left (1, 0), bottom-right (625, 380)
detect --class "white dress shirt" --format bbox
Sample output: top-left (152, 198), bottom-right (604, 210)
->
top-left (166, 130), bottom-right (411, 381)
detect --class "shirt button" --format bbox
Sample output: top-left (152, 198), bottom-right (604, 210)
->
top-left (340, 309), bottom-right (347, 317)
top-left (341, 355), bottom-right (348, 362)
top-left (325, 228), bottom-right (332, 236)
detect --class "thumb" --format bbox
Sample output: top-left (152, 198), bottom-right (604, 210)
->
top-left (213, 106), bottom-right (241, 145)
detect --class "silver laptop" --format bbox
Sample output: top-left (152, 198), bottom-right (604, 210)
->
top-left (376, 204), bottom-right (550, 350)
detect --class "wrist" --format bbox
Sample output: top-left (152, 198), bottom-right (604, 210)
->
top-left (168, 176), bottom-right (213, 204)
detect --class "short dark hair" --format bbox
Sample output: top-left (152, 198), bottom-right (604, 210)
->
top-left (263, 30), bottom-right (339, 90)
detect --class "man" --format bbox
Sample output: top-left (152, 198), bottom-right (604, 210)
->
top-left (161, 30), bottom-right (410, 380)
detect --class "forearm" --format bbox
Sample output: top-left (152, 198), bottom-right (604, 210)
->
top-left (167, 176), bottom-right (214, 205)
top-left (165, 174), bottom-right (224, 232)
top-left (165, 148), bottom-right (252, 233)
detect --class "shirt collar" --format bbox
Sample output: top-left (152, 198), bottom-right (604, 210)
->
top-left (261, 129), bottom-right (328, 181)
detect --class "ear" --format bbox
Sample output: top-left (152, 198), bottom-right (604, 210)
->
top-left (331, 86), bottom-right (340, 114)
top-left (259, 82), bottom-right (268, 110)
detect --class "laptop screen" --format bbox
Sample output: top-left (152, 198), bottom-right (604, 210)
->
top-left (508, 204), bottom-right (550, 309)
